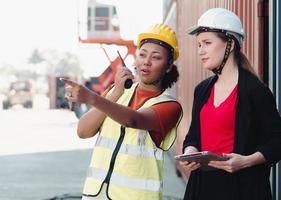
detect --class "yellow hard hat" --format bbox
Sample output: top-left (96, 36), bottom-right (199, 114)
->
top-left (137, 24), bottom-right (179, 60)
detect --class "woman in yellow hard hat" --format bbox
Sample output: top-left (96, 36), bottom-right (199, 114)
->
top-left (61, 23), bottom-right (182, 200)
top-left (180, 7), bottom-right (281, 200)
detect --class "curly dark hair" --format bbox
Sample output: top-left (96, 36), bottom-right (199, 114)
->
top-left (161, 64), bottom-right (179, 90)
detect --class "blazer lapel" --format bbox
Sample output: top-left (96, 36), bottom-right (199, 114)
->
top-left (197, 75), bottom-right (218, 110)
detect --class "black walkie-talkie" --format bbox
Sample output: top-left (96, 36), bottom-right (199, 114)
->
top-left (117, 50), bottom-right (133, 89)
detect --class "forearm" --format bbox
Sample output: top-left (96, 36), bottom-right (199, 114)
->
top-left (182, 128), bottom-right (199, 153)
top-left (77, 90), bottom-right (122, 138)
top-left (89, 93), bottom-right (149, 129)
top-left (243, 152), bottom-right (266, 168)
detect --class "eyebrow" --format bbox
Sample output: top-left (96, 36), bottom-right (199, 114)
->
top-left (140, 48), bottom-right (161, 54)
top-left (201, 39), bottom-right (212, 42)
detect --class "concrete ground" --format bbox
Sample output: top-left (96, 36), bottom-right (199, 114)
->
top-left (0, 106), bottom-right (186, 200)
top-left (0, 149), bottom-right (186, 200)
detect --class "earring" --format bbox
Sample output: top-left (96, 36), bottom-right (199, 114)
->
top-left (166, 67), bottom-right (172, 73)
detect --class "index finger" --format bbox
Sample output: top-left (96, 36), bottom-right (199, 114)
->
top-left (59, 78), bottom-right (78, 87)
top-left (179, 160), bottom-right (191, 165)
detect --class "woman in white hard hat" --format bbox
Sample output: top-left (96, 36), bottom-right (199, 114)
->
top-left (180, 8), bottom-right (281, 200)
top-left (62, 24), bottom-right (182, 200)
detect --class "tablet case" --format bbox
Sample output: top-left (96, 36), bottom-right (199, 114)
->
top-left (175, 151), bottom-right (228, 171)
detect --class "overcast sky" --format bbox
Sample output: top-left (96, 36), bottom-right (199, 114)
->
top-left (0, 0), bottom-right (162, 77)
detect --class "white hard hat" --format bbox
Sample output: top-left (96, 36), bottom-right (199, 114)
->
top-left (188, 8), bottom-right (246, 47)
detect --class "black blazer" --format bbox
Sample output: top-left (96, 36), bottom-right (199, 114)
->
top-left (183, 67), bottom-right (281, 163)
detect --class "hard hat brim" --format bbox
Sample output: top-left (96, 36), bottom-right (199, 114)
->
top-left (187, 25), bottom-right (225, 35)
top-left (187, 25), bottom-right (200, 35)
top-left (137, 32), bottom-right (179, 60)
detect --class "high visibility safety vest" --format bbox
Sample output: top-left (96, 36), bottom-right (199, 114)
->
top-left (82, 83), bottom-right (181, 200)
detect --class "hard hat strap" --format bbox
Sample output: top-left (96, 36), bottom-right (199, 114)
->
top-left (212, 38), bottom-right (232, 75)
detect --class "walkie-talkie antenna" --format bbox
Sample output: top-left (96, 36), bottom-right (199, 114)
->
top-left (117, 51), bottom-right (133, 89)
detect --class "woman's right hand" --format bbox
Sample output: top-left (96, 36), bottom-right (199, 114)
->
top-left (179, 161), bottom-right (201, 172)
top-left (179, 146), bottom-right (201, 172)
top-left (113, 64), bottom-right (134, 95)
top-left (60, 78), bottom-right (96, 105)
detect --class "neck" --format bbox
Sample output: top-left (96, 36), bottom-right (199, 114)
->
top-left (138, 81), bottom-right (161, 92)
top-left (217, 55), bottom-right (238, 85)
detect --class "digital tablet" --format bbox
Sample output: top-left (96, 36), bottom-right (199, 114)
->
top-left (174, 151), bottom-right (228, 164)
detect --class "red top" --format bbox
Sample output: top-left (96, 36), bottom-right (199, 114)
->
top-left (103, 85), bottom-right (182, 147)
top-left (200, 84), bottom-right (238, 155)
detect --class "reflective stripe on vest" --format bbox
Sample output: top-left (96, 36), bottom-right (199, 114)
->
top-left (96, 135), bottom-right (163, 161)
top-left (87, 167), bottom-right (162, 192)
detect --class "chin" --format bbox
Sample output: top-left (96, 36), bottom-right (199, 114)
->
top-left (202, 64), bottom-right (216, 71)
top-left (202, 65), bottom-right (212, 70)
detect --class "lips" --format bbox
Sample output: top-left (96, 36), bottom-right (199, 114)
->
top-left (140, 68), bottom-right (150, 76)
top-left (201, 58), bottom-right (209, 63)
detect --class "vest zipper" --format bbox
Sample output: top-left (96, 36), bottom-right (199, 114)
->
top-left (104, 87), bottom-right (136, 184)
top-left (104, 126), bottom-right (126, 184)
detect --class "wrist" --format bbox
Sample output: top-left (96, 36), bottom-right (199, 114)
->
top-left (107, 88), bottom-right (123, 102)
top-left (89, 92), bottom-right (98, 106)
top-left (184, 146), bottom-right (198, 154)
top-left (244, 152), bottom-right (266, 168)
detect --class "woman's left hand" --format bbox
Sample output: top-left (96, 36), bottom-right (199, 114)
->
top-left (208, 153), bottom-right (249, 173)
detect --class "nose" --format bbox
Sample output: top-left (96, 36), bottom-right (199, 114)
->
top-left (198, 46), bottom-right (205, 56)
top-left (144, 56), bottom-right (152, 66)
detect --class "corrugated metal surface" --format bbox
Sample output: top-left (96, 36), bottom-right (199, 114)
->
top-left (269, 0), bottom-right (280, 199)
top-left (175, 0), bottom-right (266, 179)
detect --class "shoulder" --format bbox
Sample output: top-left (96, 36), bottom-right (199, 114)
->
top-left (151, 95), bottom-right (182, 119)
top-left (195, 76), bottom-right (216, 90)
top-left (142, 90), bottom-right (182, 115)
top-left (152, 101), bottom-right (182, 112)
top-left (193, 75), bottom-right (217, 97)
top-left (242, 69), bottom-right (272, 96)
top-left (151, 101), bottom-right (182, 127)
top-left (241, 69), bottom-right (276, 106)
top-left (242, 69), bottom-right (263, 88)
top-left (151, 92), bottom-right (182, 114)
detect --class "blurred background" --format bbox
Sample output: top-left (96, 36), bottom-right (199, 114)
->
top-left (1, 0), bottom-right (281, 199)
